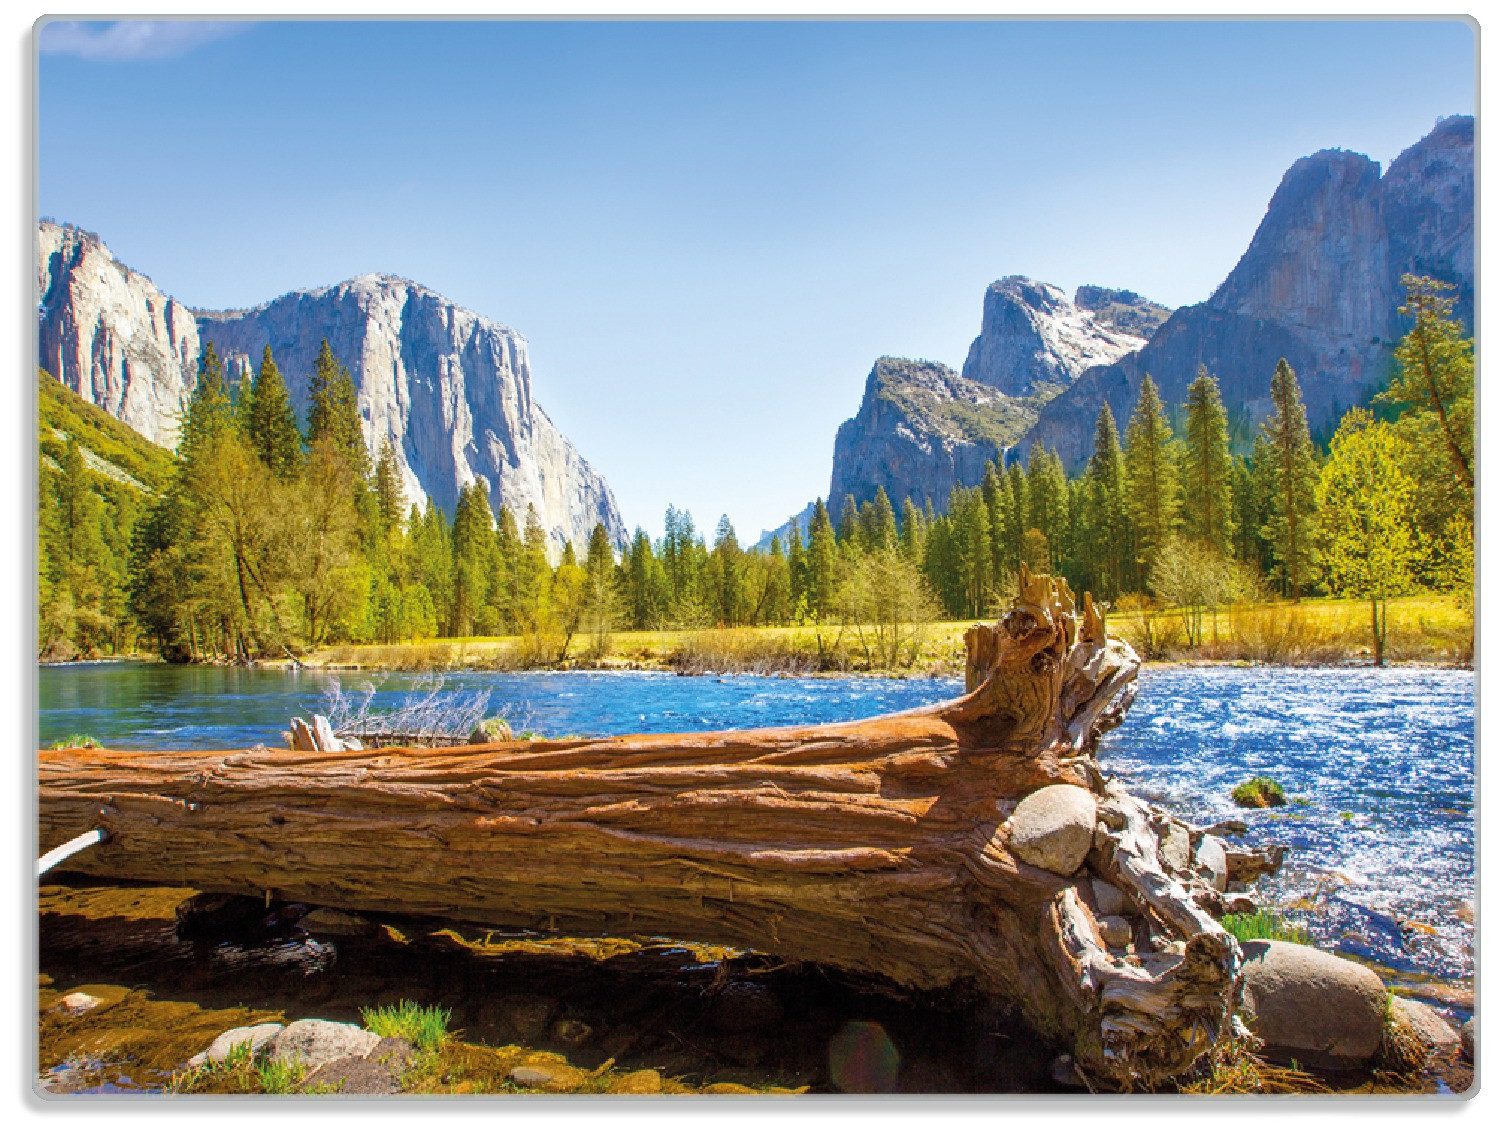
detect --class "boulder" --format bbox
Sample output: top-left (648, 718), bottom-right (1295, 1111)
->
top-left (1239, 940), bottom-right (1388, 1071)
top-left (1390, 998), bottom-right (1461, 1057)
top-left (302, 1056), bottom-right (401, 1094)
top-left (1007, 785), bottom-right (1097, 876)
top-left (1193, 834), bottom-right (1229, 892)
top-left (268, 1019), bottom-right (381, 1070)
top-left (204, 1023), bottom-right (283, 1064)
top-left (1460, 1016), bottom-right (1474, 1062)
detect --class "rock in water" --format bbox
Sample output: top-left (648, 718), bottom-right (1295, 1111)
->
top-left (1006, 785), bottom-right (1098, 876)
top-left (56, 992), bottom-right (101, 1016)
top-left (1239, 939), bottom-right (1389, 1071)
top-left (1193, 834), bottom-right (1229, 892)
top-left (1390, 998), bottom-right (1462, 1057)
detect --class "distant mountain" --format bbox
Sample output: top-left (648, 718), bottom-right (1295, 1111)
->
top-left (1020, 115), bottom-right (1474, 469)
top-left (36, 222), bottom-right (627, 552)
top-left (825, 281), bottom-right (1166, 517)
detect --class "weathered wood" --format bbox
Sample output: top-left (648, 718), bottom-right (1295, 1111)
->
top-left (37, 565), bottom-right (1260, 1089)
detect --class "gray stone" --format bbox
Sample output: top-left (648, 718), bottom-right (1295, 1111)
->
top-left (1392, 998), bottom-right (1461, 1056)
top-left (1460, 1016), bottom-right (1474, 1062)
top-left (1007, 784), bottom-right (1098, 876)
top-left (205, 1023), bottom-right (283, 1064)
top-left (507, 1063), bottom-right (582, 1091)
top-left (1097, 915), bottom-right (1133, 950)
top-left (367, 1037), bottom-right (417, 1073)
top-left (1239, 940), bottom-right (1389, 1071)
top-left (1193, 834), bottom-right (1229, 892)
top-left (268, 1019), bottom-right (381, 1070)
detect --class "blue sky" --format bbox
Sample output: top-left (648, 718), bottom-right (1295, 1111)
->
top-left (37, 18), bottom-right (1475, 541)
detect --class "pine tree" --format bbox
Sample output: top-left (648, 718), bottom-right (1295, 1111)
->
top-left (1181, 367), bottom-right (1235, 555)
top-left (1124, 375), bottom-right (1181, 580)
top-left (1260, 359), bottom-right (1319, 599)
top-left (1082, 403), bottom-right (1130, 596)
top-left (307, 339), bottom-right (371, 481)
top-left (373, 440), bottom-right (405, 535)
top-left (805, 498), bottom-right (838, 620)
top-left (241, 345), bottom-right (303, 480)
top-left (836, 494), bottom-right (861, 549)
top-left (865, 487), bottom-right (898, 553)
top-left (1380, 274), bottom-right (1474, 493)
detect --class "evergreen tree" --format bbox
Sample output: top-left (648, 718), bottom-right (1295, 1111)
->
top-left (1181, 367), bottom-right (1235, 555)
top-left (241, 345), bottom-right (303, 480)
top-left (1260, 359), bottom-right (1319, 599)
top-left (373, 440), bottom-right (406, 536)
top-left (307, 339), bottom-right (371, 481)
top-left (1124, 375), bottom-right (1181, 580)
top-left (1081, 403), bottom-right (1130, 597)
top-left (1380, 274), bottom-right (1474, 494)
top-left (805, 498), bottom-right (839, 620)
top-left (836, 494), bottom-right (861, 549)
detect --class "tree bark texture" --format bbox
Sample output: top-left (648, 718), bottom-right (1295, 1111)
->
top-left (38, 567), bottom-right (1276, 1088)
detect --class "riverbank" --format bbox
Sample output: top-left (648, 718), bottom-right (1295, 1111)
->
top-left (37, 881), bottom-right (1469, 1096)
top-left (295, 594), bottom-right (1471, 676)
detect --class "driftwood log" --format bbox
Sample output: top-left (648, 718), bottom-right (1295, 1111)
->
top-left (38, 567), bottom-right (1277, 1089)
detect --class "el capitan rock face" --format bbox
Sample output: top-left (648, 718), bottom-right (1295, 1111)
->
top-left (1021, 116), bottom-right (1474, 470)
top-left (36, 222), bottom-right (626, 551)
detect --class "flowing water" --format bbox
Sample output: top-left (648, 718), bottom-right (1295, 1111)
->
top-left (38, 662), bottom-right (1475, 986)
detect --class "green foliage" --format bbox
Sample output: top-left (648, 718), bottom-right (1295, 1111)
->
top-left (1231, 776), bottom-right (1287, 808)
top-left (360, 999), bottom-right (452, 1053)
top-left (1124, 374), bottom-right (1181, 579)
top-left (44, 734), bottom-right (103, 751)
top-left (253, 1056), bottom-right (306, 1095)
top-left (1260, 360), bottom-right (1320, 598)
top-left (241, 346), bottom-right (303, 480)
top-left (1181, 367), bottom-right (1236, 556)
top-left (1220, 909), bottom-right (1313, 945)
top-left (1314, 410), bottom-right (1422, 665)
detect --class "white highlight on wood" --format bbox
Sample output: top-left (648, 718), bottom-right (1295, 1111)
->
top-left (37, 827), bottom-right (108, 877)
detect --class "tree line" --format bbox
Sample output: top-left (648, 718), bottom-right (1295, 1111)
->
top-left (38, 276), bottom-right (1471, 666)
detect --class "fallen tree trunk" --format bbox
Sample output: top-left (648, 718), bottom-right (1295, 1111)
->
top-left (38, 567), bottom-right (1271, 1089)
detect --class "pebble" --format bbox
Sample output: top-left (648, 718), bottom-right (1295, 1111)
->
top-left (56, 992), bottom-right (100, 1016)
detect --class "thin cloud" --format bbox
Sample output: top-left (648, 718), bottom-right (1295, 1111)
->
top-left (38, 20), bottom-right (248, 61)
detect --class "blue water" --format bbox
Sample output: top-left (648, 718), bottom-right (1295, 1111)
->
top-left (38, 663), bottom-right (1474, 982)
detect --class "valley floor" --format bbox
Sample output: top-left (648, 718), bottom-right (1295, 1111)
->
top-left (300, 594), bottom-right (1472, 677)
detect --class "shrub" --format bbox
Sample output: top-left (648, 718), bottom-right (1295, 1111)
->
top-left (1231, 776), bottom-right (1287, 808)
top-left (44, 734), bottom-right (103, 751)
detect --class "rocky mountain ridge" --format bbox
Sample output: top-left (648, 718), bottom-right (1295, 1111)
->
top-left (37, 223), bottom-right (626, 551)
top-left (819, 115), bottom-right (1472, 519)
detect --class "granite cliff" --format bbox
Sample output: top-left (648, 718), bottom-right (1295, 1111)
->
top-left (37, 223), bottom-right (626, 551)
top-left (1020, 115), bottom-right (1474, 469)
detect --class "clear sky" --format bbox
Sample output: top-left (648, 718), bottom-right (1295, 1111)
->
top-left (37, 18), bottom-right (1475, 542)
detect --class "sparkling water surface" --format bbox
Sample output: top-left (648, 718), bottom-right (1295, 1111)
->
top-left (39, 662), bottom-right (1474, 983)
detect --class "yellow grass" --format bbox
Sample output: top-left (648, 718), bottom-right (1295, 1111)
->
top-left (304, 593), bottom-right (1470, 675)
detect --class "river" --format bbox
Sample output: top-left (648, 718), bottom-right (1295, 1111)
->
top-left (38, 662), bottom-right (1474, 987)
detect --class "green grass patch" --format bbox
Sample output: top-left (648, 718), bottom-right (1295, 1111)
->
top-left (44, 734), bottom-right (104, 751)
top-left (1231, 776), bottom-right (1287, 808)
top-left (1221, 909), bottom-right (1313, 945)
top-left (253, 1056), bottom-right (305, 1094)
top-left (361, 999), bottom-right (452, 1052)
